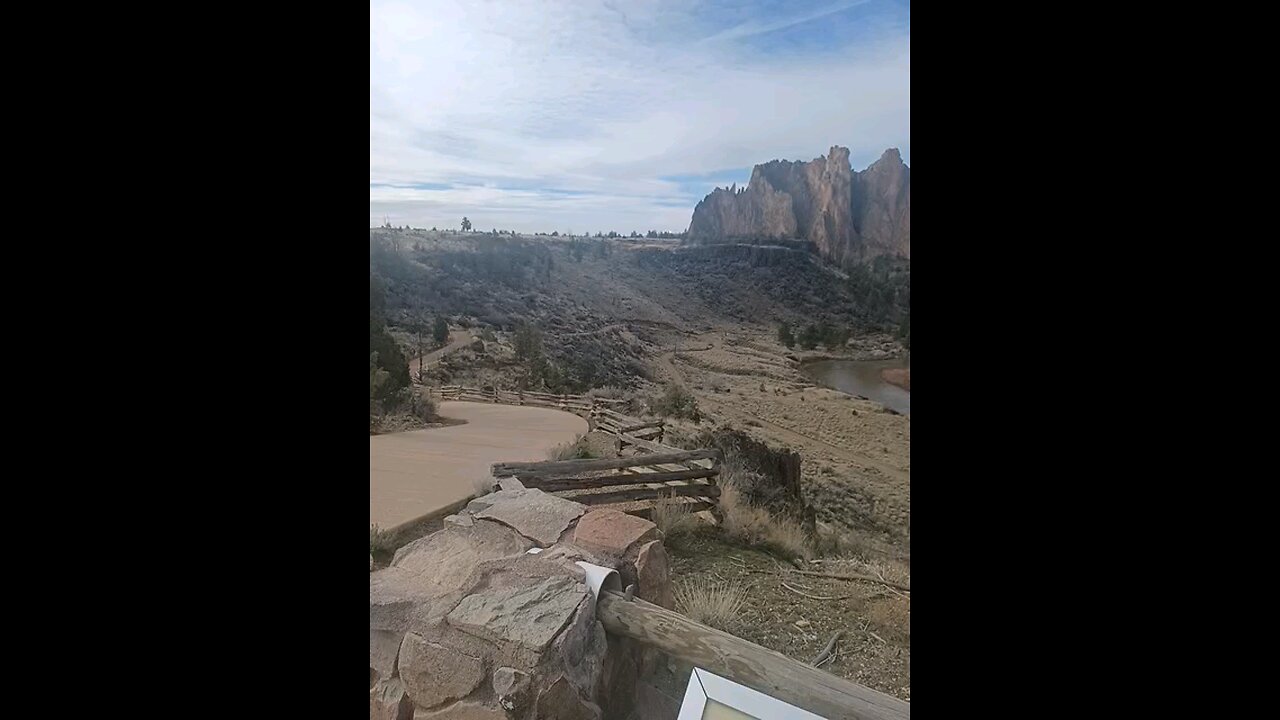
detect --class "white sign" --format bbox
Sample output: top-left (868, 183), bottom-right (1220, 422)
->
top-left (677, 667), bottom-right (827, 720)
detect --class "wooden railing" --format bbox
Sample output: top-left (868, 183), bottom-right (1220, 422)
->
top-left (437, 385), bottom-right (626, 416)
top-left (596, 590), bottom-right (910, 720)
top-left (491, 446), bottom-right (720, 508)
top-left (443, 384), bottom-right (716, 512)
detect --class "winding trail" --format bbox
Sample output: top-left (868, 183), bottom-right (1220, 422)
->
top-left (370, 400), bottom-right (587, 531)
top-left (406, 330), bottom-right (476, 378)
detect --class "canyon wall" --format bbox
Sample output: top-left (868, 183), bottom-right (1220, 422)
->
top-left (688, 146), bottom-right (910, 268)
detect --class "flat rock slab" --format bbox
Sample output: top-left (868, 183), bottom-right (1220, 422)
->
top-left (473, 489), bottom-right (586, 547)
top-left (447, 575), bottom-right (589, 654)
top-left (391, 521), bottom-right (533, 594)
top-left (572, 509), bottom-right (659, 557)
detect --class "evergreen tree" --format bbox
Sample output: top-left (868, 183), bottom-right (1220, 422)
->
top-left (777, 321), bottom-right (795, 348)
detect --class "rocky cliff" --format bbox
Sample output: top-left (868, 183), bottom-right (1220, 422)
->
top-left (688, 146), bottom-right (910, 266)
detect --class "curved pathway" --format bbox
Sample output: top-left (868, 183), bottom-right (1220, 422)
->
top-left (370, 400), bottom-right (588, 531)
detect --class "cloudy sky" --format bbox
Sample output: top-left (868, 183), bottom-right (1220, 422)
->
top-left (370, 0), bottom-right (910, 233)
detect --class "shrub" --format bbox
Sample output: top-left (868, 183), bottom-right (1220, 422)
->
top-left (652, 493), bottom-right (699, 539)
top-left (547, 434), bottom-right (597, 461)
top-left (370, 524), bottom-right (394, 555)
top-left (674, 576), bottom-right (746, 630)
top-left (777, 321), bottom-right (795, 348)
top-left (718, 467), bottom-right (812, 561)
top-left (649, 383), bottom-right (700, 422)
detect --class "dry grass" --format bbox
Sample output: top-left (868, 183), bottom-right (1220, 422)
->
top-left (370, 524), bottom-right (395, 556)
top-left (674, 576), bottom-right (747, 630)
top-left (547, 434), bottom-right (598, 461)
top-left (717, 465), bottom-right (813, 561)
top-left (652, 493), bottom-right (700, 538)
top-left (866, 597), bottom-right (910, 640)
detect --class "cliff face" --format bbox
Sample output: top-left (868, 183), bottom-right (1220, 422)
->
top-left (688, 146), bottom-right (910, 266)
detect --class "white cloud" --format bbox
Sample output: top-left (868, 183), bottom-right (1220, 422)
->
top-left (370, 0), bottom-right (910, 232)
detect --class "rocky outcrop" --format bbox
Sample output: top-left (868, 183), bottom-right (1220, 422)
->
top-left (851, 148), bottom-right (911, 261)
top-left (370, 489), bottom-right (679, 719)
top-left (688, 146), bottom-right (910, 267)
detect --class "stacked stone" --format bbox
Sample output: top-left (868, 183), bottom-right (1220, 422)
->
top-left (370, 488), bottom-right (676, 719)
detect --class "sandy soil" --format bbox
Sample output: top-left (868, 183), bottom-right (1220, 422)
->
top-left (667, 529), bottom-right (910, 701)
top-left (651, 328), bottom-right (911, 555)
top-left (369, 401), bottom-right (587, 531)
top-left (880, 368), bottom-right (910, 391)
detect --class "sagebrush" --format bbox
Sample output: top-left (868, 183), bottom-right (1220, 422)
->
top-left (674, 576), bottom-right (746, 630)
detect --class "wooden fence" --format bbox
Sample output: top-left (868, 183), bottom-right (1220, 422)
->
top-left (441, 384), bottom-right (717, 513)
top-left (491, 446), bottom-right (720, 509)
top-left (437, 385), bottom-right (627, 417)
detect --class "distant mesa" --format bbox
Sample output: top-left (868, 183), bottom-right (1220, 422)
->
top-left (688, 146), bottom-right (910, 268)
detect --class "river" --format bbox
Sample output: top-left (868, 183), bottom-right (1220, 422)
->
top-left (802, 356), bottom-right (911, 416)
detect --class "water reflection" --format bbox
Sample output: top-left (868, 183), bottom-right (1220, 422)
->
top-left (802, 356), bottom-right (910, 416)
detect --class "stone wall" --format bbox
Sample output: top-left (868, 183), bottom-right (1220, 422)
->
top-left (370, 486), bottom-right (680, 719)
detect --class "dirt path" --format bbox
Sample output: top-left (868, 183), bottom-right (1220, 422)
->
top-left (407, 330), bottom-right (476, 379)
top-left (370, 401), bottom-right (587, 531)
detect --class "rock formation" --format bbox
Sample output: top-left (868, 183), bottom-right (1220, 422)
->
top-left (688, 146), bottom-right (910, 267)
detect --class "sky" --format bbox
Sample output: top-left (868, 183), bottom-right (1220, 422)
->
top-left (370, 0), bottom-right (909, 233)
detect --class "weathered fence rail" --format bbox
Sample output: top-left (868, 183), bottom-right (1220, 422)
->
top-left (596, 590), bottom-right (910, 720)
top-left (437, 385), bottom-right (627, 416)
top-left (443, 384), bottom-right (717, 512)
top-left (491, 447), bottom-right (721, 507)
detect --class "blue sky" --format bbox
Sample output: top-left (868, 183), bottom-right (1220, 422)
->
top-left (370, 0), bottom-right (909, 232)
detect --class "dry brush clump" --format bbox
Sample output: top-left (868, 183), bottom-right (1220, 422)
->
top-left (370, 524), bottom-right (395, 556)
top-left (652, 493), bottom-right (700, 539)
top-left (866, 597), bottom-right (911, 641)
top-left (649, 382), bottom-right (701, 422)
top-left (674, 576), bottom-right (747, 630)
top-left (717, 459), bottom-right (813, 561)
top-left (546, 434), bottom-right (599, 461)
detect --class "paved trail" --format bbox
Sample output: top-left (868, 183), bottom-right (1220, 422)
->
top-left (370, 401), bottom-right (587, 531)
